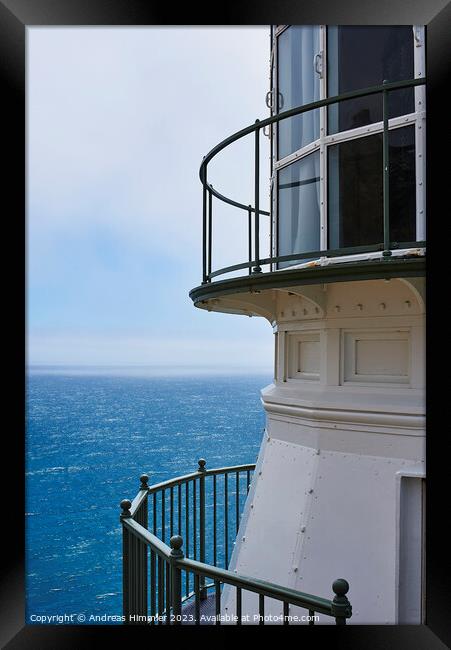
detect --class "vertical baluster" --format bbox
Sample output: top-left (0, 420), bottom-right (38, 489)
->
top-left (141, 538), bottom-right (146, 620)
top-left (161, 489), bottom-right (165, 544)
top-left (283, 601), bottom-right (289, 625)
top-left (158, 556), bottom-right (164, 623)
top-left (248, 205), bottom-right (252, 275)
top-left (253, 120), bottom-right (262, 273)
top-left (194, 574), bottom-right (200, 625)
top-left (193, 478), bottom-right (197, 560)
top-left (270, 182), bottom-right (273, 272)
top-left (236, 587), bottom-right (242, 625)
top-left (128, 531), bottom-right (133, 622)
top-left (136, 535), bottom-right (141, 620)
top-left (185, 482), bottom-right (189, 597)
top-left (152, 498), bottom-right (157, 621)
top-left (150, 550), bottom-right (156, 624)
top-left (208, 187), bottom-right (213, 278)
top-left (140, 541), bottom-right (144, 620)
top-left (131, 532), bottom-right (136, 620)
top-left (198, 459), bottom-right (206, 599)
top-left (145, 540), bottom-right (148, 621)
top-left (170, 487), bottom-right (174, 538)
top-left (202, 163), bottom-right (207, 283)
top-left (247, 470), bottom-right (251, 493)
top-left (136, 537), bottom-right (140, 621)
top-left (130, 534), bottom-right (135, 621)
top-left (309, 608), bottom-right (315, 625)
top-left (235, 472), bottom-right (240, 534)
top-left (224, 473), bottom-right (228, 567)
top-left (143, 547), bottom-right (147, 619)
top-left (213, 474), bottom-right (217, 566)
top-left (165, 561), bottom-right (171, 624)
top-left (215, 580), bottom-right (221, 625)
top-left (382, 80), bottom-right (391, 258)
top-left (178, 484), bottom-right (182, 534)
top-left (120, 499), bottom-right (132, 624)
top-left (259, 594), bottom-right (265, 625)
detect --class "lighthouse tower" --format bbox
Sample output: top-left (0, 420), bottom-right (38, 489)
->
top-left (189, 25), bottom-right (426, 624)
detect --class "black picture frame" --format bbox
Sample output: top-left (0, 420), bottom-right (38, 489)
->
top-left (2, 0), bottom-right (450, 646)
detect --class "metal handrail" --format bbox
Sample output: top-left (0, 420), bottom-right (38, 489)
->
top-left (145, 462), bottom-right (257, 494)
top-left (208, 240), bottom-right (426, 280)
top-left (124, 518), bottom-right (171, 560)
top-left (119, 460), bottom-right (352, 625)
top-left (129, 488), bottom-right (148, 518)
top-left (176, 556), bottom-right (336, 616)
top-left (199, 77), bottom-right (426, 283)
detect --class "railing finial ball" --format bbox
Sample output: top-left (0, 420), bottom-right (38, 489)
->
top-left (120, 499), bottom-right (132, 519)
top-left (198, 458), bottom-right (207, 472)
top-left (170, 535), bottom-right (183, 550)
top-left (332, 578), bottom-right (349, 597)
top-left (170, 535), bottom-right (184, 558)
top-left (140, 473), bottom-right (149, 489)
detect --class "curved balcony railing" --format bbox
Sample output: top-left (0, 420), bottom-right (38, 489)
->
top-left (199, 78), bottom-right (426, 285)
top-left (119, 459), bottom-right (352, 625)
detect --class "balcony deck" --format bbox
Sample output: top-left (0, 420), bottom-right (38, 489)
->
top-left (182, 593), bottom-right (217, 624)
top-left (190, 255), bottom-right (425, 308)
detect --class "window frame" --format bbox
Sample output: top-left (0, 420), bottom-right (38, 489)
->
top-left (271, 25), bottom-right (426, 268)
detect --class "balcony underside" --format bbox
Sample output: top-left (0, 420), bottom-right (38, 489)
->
top-left (189, 256), bottom-right (425, 311)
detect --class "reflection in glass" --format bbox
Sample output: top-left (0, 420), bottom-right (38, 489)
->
top-left (328, 26), bottom-right (414, 134)
top-left (278, 151), bottom-right (320, 268)
top-left (328, 126), bottom-right (416, 249)
top-left (277, 26), bottom-right (320, 159)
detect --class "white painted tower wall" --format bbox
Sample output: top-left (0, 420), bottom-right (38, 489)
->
top-left (221, 277), bottom-right (425, 624)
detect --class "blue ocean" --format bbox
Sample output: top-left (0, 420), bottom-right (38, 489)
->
top-left (26, 370), bottom-right (270, 624)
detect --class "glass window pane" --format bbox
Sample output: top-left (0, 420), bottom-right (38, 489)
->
top-left (277, 26), bottom-right (320, 159)
top-left (328, 126), bottom-right (416, 249)
top-left (328, 26), bottom-right (414, 134)
top-left (277, 151), bottom-right (320, 267)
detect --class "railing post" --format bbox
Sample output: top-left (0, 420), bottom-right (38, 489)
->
top-left (208, 185), bottom-right (213, 279)
top-left (253, 120), bottom-right (262, 273)
top-left (120, 499), bottom-right (132, 624)
top-left (202, 159), bottom-right (208, 283)
top-left (269, 183), bottom-right (273, 273)
top-left (138, 474), bottom-right (149, 528)
top-left (170, 535), bottom-right (184, 625)
top-left (331, 578), bottom-right (352, 625)
top-left (137, 474), bottom-right (149, 618)
top-left (248, 205), bottom-right (252, 275)
top-left (198, 458), bottom-right (207, 599)
top-left (382, 80), bottom-right (391, 258)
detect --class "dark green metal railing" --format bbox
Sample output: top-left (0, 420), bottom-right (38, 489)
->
top-left (200, 77), bottom-right (426, 284)
top-left (119, 459), bottom-right (352, 625)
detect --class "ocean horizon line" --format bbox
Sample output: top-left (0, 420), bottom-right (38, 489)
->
top-left (26, 364), bottom-right (273, 377)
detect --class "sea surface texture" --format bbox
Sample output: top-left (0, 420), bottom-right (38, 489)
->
top-left (26, 371), bottom-right (270, 623)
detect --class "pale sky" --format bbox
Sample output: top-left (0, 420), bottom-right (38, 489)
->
top-left (27, 27), bottom-right (274, 370)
